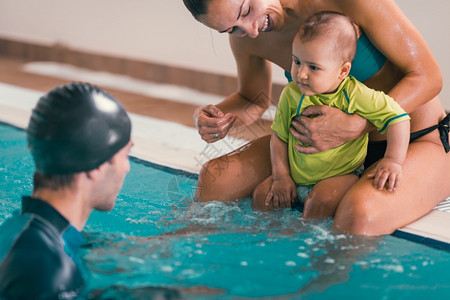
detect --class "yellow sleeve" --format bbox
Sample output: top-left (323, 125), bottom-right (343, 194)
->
top-left (271, 83), bottom-right (296, 143)
top-left (347, 80), bottom-right (410, 134)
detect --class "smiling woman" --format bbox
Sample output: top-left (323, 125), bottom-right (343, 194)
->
top-left (190, 0), bottom-right (279, 37)
top-left (182, 0), bottom-right (450, 236)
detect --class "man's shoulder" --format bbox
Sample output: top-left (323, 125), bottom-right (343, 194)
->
top-left (0, 212), bottom-right (30, 259)
top-left (0, 216), bottom-right (84, 299)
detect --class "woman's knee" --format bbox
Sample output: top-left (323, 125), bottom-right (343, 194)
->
top-left (333, 189), bottom-right (385, 235)
top-left (198, 156), bottom-right (228, 183)
top-left (196, 158), bottom-right (230, 202)
top-left (251, 177), bottom-right (272, 211)
top-left (251, 188), bottom-right (268, 211)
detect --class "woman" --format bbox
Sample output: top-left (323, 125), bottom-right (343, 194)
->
top-left (183, 0), bottom-right (450, 235)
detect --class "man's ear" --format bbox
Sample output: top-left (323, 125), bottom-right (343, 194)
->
top-left (85, 166), bottom-right (102, 180)
top-left (339, 62), bottom-right (352, 80)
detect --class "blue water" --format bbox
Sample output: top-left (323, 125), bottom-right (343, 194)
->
top-left (1, 123), bottom-right (449, 299)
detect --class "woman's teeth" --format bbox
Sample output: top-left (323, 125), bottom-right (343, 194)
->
top-left (262, 15), bottom-right (269, 32)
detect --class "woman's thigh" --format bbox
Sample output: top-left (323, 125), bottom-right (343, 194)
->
top-left (196, 135), bottom-right (271, 202)
top-left (334, 139), bottom-right (450, 235)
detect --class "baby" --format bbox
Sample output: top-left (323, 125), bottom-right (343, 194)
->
top-left (254, 11), bottom-right (410, 214)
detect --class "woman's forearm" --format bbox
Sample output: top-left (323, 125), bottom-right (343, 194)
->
top-left (345, 112), bottom-right (375, 139)
top-left (388, 71), bottom-right (442, 114)
top-left (216, 91), bottom-right (271, 127)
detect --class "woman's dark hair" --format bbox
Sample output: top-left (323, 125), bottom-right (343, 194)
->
top-left (183, 0), bottom-right (210, 20)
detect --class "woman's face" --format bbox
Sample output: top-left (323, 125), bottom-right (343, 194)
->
top-left (199, 0), bottom-right (285, 38)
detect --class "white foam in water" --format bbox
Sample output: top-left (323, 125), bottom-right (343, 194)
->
top-left (377, 264), bottom-right (404, 273)
top-left (128, 257), bottom-right (145, 264)
top-left (324, 257), bottom-right (336, 264)
top-left (160, 266), bottom-right (174, 272)
top-left (285, 261), bottom-right (296, 267)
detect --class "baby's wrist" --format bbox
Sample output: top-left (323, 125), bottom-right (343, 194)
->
top-left (382, 156), bottom-right (403, 165)
top-left (273, 174), bottom-right (291, 181)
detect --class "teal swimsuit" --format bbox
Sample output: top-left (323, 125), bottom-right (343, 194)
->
top-left (349, 32), bottom-right (387, 82)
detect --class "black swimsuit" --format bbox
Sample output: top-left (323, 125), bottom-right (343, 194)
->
top-left (0, 197), bottom-right (86, 299)
top-left (365, 113), bottom-right (450, 168)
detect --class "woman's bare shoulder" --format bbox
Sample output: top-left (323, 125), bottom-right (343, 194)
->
top-left (332, 0), bottom-right (406, 27)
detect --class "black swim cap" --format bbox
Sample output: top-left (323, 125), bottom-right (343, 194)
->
top-left (27, 82), bottom-right (131, 174)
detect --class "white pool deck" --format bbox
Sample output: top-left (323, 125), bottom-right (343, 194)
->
top-left (0, 63), bottom-right (449, 248)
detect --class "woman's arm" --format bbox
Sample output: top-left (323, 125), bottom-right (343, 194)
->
top-left (194, 35), bottom-right (272, 142)
top-left (293, 0), bottom-right (442, 153)
top-left (342, 0), bottom-right (442, 112)
top-left (222, 35), bottom-right (273, 124)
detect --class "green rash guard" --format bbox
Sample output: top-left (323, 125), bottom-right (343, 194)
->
top-left (272, 76), bottom-right (410, 186)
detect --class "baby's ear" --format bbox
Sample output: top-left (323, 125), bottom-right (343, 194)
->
top-left (339, 62), bottom-right (352, 80)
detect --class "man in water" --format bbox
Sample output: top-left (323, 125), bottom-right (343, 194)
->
top-left (0, 82), bottom-right (132, 298)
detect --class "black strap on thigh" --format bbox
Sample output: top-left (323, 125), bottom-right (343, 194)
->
top-left (409, 113), bottom-right (449, 153)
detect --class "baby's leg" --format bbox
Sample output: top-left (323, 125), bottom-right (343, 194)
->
top-left (303, 174), bottom-right (359, 219)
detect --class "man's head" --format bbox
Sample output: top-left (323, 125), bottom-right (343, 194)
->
top-left (27, 83), bottom-right (132, 205)
top-left (292, 11), bottom-right (357, 95)
top-left (28, 82), bottom-right (131, 174)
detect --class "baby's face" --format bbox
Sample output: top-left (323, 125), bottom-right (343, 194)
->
top-left (291, 35), bottom-right (347, 96)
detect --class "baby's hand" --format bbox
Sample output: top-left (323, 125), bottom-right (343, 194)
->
top-left (265, 175), bottom-right (297, 209)
top-left (367, 158), bottom-right (402, 192)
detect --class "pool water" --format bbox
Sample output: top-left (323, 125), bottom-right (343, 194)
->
top-left (1, 123), bottom-right (449, 299)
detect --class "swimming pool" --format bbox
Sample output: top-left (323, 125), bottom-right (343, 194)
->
top-left (1, 122), bottom-right (449, 299)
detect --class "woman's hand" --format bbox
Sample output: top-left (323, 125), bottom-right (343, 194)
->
top-left (194, 105), bottom-right (236, 143)
top-left (265, 175), bottom-right (297, 209)
top-left (290, 105), bottom-right (370, 154)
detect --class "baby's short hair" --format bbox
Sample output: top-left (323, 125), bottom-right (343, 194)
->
top-left (298, 11), bottom-right (358, 63)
